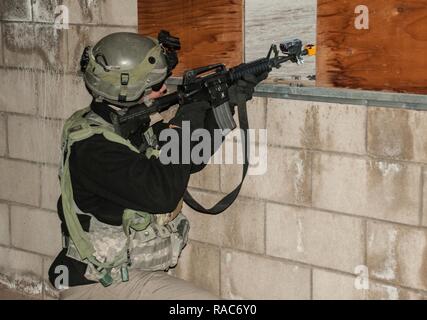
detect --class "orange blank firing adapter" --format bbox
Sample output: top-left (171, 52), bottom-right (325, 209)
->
top-left (305, 44), bottom-right (317, 56)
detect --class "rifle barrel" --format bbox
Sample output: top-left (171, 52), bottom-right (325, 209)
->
top-left (117, 48), bottom-right (311, 124)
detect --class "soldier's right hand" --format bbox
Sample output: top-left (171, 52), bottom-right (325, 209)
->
top-left (169, 101), bottom-right (211, 132)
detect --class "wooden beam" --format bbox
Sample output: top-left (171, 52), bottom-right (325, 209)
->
top-left (138, 0), bottom-right (243, 76)
top-left (317, 0), bottom-right (427, 94)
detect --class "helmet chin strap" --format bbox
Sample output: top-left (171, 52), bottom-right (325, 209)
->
top-left (101, 91), bottom-right (147, 109)
top-left (142, 95), bottom-right (154, 107)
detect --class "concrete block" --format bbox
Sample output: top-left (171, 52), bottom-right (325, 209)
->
top-left (41, 165), bottom-right (60, 211)
top-left (313, 269), bottom-right (364, 300)
top-left (368, 282), bottom-right (426, 300)
top-left (423, 169), bottom-right (427, 226)
top-left (312, 153), bottom-right (421, 225)
top-left (267, 99), bottom-right (366, 154)
top-left (0, 158), bottom-right (40, 206)
top-left (37, 72), bottom-right (92, 119)
top-left (368, 107), bottom-right (427, 163)
top-left (0, 247), bottom-right (43, 297)
top-left (32, 0), bottom-right (59, 23)
top-left (0, 68), bottom-right (38, 115)
top-left (0, 113), bottom-right (7, 156)
top-left (367, 221), bottom-right (427, 291)
top-left (0, 0), bottom-right (32, 21)
top-left (266, 203), bottom-right (364, 273)
top-left (183, 190), bottom-right (265, 254)
top-left (229, 97), bottom-right (267, 145)
top-left (0, 24), bottom-right (3, 66)
top-left (3, 22), bottom-right (67, 71)
top-left (62, 0), bottom-right (102, 24)
top-left (221, 147), bottom-right (312, 205)
top-left (32, 0), bottom-right (78, 26)
top-left (8, 115), bottom-right (63, 165)
top-left (42, 257), bottom-right (60, 300)
top-left (188, 164), bottom-right (220, 192)
top-left (221, 249), bottom-right (311, 299)
top-left (313, 269), bottom-right (426, 300)
top-left (99, 0), bottom-right (138, 26)
top-left (11, 205), bottom-right (62, 257)
top-left (234, 97), bottom-right (266, 130)
top-left (62, 0), bottom-right (137, 26)
top-left (0, 203), bottom-right (10, 245)
top-left (33, 0), bottom-right (134, 25)
top-left (172, 241), bottom-right (220, 296)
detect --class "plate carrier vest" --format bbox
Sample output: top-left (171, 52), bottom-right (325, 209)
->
top-left (59, 107), bottom-right (189, 287)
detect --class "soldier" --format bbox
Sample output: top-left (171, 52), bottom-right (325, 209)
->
top-left (48, 32), bottom-right (265, 300)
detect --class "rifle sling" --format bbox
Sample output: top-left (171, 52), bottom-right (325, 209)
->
top-left (183, 100), bottom-right (250, 215)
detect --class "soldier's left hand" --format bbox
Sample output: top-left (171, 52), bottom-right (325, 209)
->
top-left (228, 72), bottom-right (269, 108)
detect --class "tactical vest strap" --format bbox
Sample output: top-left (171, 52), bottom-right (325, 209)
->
top-left (183, 100), bottom-right (250, 214)
top-left (122, 209), bottom-right (152, 236)
top-left (60, 107), bottom-right (143, 283)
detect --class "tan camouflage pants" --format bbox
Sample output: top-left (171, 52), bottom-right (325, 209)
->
top-left (60, 270), bottom-right (218, 300)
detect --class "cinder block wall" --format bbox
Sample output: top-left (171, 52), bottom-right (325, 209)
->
top-left (173, 98), bottom-right (427, 300)
top-left (1, 0), bottom-right (427, 300)
top-left (0, 0), bottom-right (138, 299)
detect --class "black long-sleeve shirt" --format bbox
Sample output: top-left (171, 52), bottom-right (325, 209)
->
top-left (49, 100), bottom-right (221, 287)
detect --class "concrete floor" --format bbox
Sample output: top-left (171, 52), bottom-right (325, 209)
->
top-left (0, 286), bottom-right (35, 300)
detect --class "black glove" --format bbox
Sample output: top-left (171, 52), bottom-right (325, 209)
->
top-left (169, 101), bottom-right (211, 132)
top-left (228, 72), bottom-right (269, 108)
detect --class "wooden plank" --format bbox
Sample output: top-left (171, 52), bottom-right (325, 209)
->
top-left (245, 0), bottom-right (317, 82)
top-left (317, 0), bottom-right (427, 94)
top-left (138, 0), bottom-right (243, 76)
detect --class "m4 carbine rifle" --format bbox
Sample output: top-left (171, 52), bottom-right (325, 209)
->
top-left (111, 38), bottom-right (315, 215)
top-left (112, 39), bottom-right (316, 137)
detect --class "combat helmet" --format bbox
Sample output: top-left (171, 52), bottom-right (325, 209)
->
top-left (80, 31), bottom-right (180, 107)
